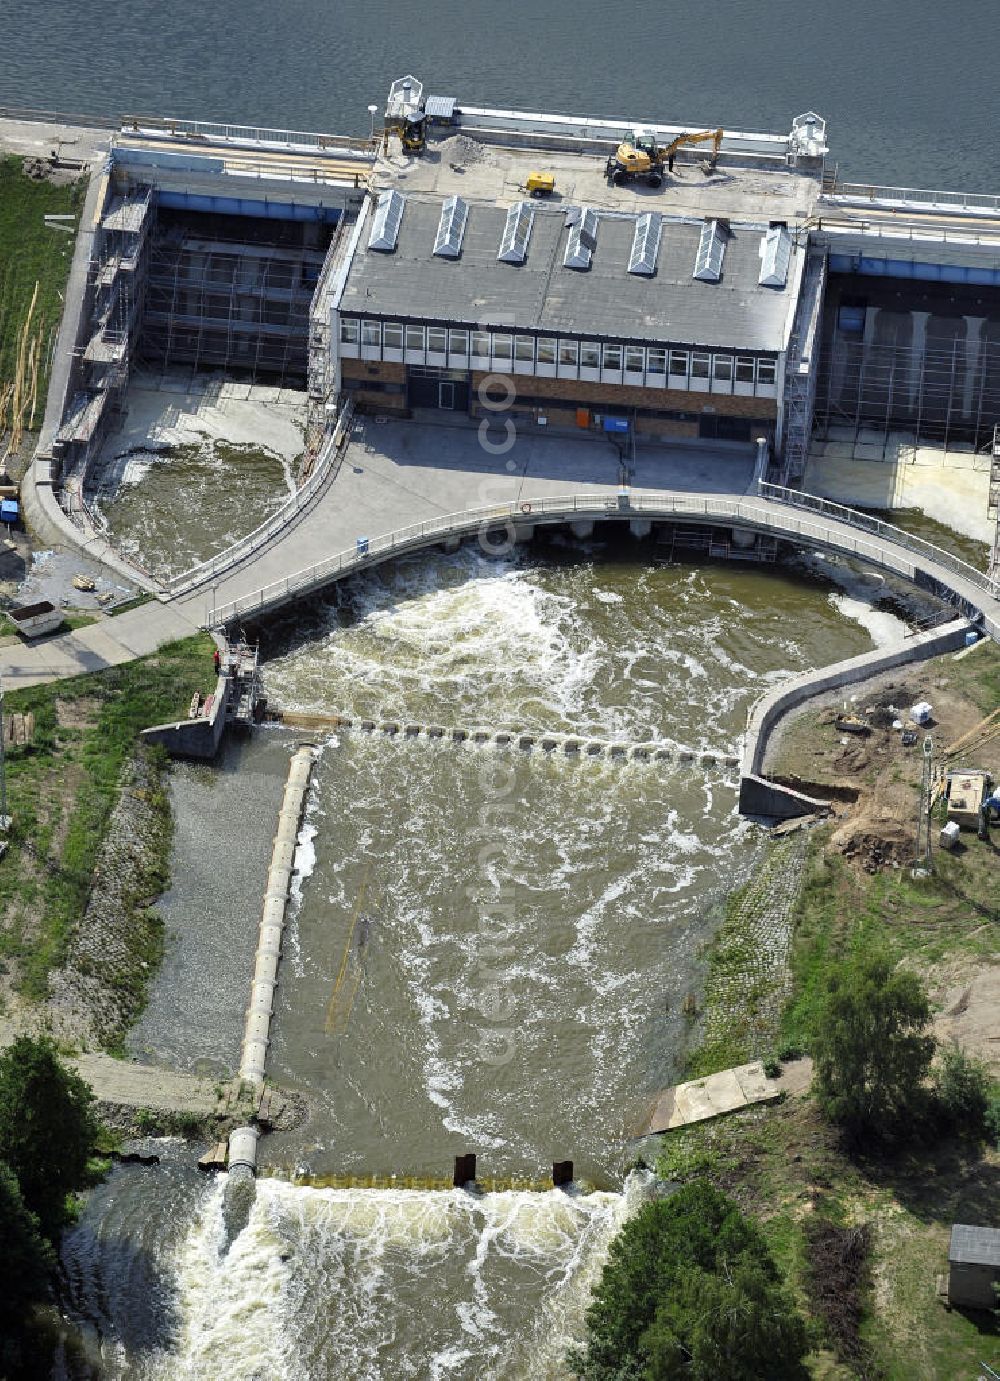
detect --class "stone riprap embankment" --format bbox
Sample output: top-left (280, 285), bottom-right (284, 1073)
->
top-left (46, 749), bottom-right (170, 1049)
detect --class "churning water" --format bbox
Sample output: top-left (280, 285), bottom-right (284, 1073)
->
top-left (57, 538), bottom-right (911, 1378)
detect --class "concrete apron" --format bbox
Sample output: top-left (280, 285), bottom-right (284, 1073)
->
top-left (231, 743), bottom-right (315, 1174)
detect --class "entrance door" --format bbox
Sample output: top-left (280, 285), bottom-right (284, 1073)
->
top-left (439, 381), bottom-right (455, 409)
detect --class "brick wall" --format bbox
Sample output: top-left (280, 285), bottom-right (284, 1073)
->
top-left (469, 370), bottom-right (776, 419)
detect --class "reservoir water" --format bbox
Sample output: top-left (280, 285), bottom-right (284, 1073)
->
top-left (4, 0), bottom-right (1000, 190)
top-left (57, 540), bottom-right (920, 1378)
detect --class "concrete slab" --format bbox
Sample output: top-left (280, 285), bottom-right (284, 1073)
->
top-left (641, 1059), bottom-right (783, 1134)
top-left (805, 435), bottom-right (993, 545)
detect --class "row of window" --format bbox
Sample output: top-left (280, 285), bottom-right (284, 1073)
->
top-left (339, 318), bottom-right (779, 389)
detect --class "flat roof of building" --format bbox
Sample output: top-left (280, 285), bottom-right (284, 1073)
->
top-left (375, 131), bottom-right (822, 227)
top-left (341, 194), bottom-right (800, 352)
top-left (949, 1224), bottom-right (1000, 1268)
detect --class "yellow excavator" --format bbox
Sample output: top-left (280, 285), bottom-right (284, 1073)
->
top-left (605, 127), bottom-right (724, 187)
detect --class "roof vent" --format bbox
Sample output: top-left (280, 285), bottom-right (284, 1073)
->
top-left (628, 212), bottom-right (662, 277)
top-left (369, 190), bottom-right (405, 252)
top-left (565, 207), bottom-right (599, 270)
top-left (758, 225), bottom-right (792, 287)
top-left (693, 219), bottom-right (729, 282)
top-left (498, 201), bottom-right (535, 264)
top-left (433, 195), bottom-right (469, 258)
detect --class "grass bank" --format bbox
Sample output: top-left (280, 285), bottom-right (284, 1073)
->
top-left (0, 634), bottom-right (215, 1017)
top-left (0, 155), bottom-right (84, 414)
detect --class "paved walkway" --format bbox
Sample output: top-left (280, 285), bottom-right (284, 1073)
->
top-left (0, 602), bottom-right (198, 692)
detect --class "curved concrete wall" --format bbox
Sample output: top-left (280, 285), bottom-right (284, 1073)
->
top-left (738, 616), bottom-right (971, 817)
top-left (238, 744), bottom-right (315, 1089)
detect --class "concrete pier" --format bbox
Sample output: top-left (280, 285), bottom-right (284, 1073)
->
top-left (239, 745), bottom-right (315, 1091)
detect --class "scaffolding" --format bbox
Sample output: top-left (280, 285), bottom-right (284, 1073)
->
top-left (55, 185), bottom-right (153, 510)
top-left (139, 232), bottom-right (325, 385)
top-left (306, 212), bottom-right (358, 445)
top-left (814, 333), bottom-right (1000, 456)
top-left (780, 246), bottom-right (827, 484)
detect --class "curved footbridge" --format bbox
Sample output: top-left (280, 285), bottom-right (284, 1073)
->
top-left (6, 436), bottom-right (999, 822)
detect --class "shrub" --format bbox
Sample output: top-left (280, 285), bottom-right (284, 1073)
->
top-left (933, 1044), bottom-right (991, 1136)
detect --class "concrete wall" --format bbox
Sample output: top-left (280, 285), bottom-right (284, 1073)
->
top-left (140, 674), bottom-right (230, 759)
top-left (738, 617), bottom-right (971, 818)
top-left (239, 745), bottom-right (315, 1089)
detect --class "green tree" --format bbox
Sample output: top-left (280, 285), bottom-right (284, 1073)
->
top-left (570, 1182), bottom-right (807, 1381)
top-left (0, 1036), bottom-right (97, 1238)
top-left (811, 951), bottom-right (935, 1145)
top-left (640, 1263), bottom-right (808, 1380)
top-left (0, 1160), bottom-right (54, 1374)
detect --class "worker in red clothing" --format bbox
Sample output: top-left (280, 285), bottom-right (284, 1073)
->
top-left (213, 648), bottom-right (221, 677)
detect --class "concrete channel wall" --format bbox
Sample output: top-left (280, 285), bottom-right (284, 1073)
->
top-left (140, 674), bottom-right (231, 759)
top-left (738, 616), bottom-right (971, 817)
top-left (239, 744), bottom-right (315, 1092)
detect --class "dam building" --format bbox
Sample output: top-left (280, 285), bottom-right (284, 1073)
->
top-left (40, 77), bottom-right (1000, 523)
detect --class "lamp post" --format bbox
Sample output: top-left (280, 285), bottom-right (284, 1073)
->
top-left (367, 105), bottom-right (378, 141)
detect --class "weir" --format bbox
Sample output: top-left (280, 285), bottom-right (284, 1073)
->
top-left (272, 709), bottom-right (741, 771)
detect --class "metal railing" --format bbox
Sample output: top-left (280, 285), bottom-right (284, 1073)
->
top-left (120, 114), bottom-right (375, 156)
top-left (0, 103), bottom-right (119, 130)
top-left (821, 177), bottom-right (1000, 216)
top-left (165, 398), bottom-right (356, 600)
top-left (759, 483), bottom-right (1000, 599)
top-left (205, 487), bottom-right (1000, 629)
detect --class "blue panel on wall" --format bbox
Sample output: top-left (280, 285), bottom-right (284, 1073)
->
top-left (830, 252), bottom-right (1000, 286)
top-left (156, 190), bottom-right (341, 222)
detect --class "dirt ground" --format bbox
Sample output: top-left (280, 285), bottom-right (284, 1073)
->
top-left (767, 643), bottom-right (999, 875)
top-left (927, 956), bottom-right (1000, 1075)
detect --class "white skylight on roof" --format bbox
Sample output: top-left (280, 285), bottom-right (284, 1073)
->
top-left (759, 225), bottom-right (792, 287)
top-left (433, 196), bottom-right (469, 259)
top-left (693, 219), bottom-right (728, 282)
top-left (565, 207), bottom-right (598, 270)
top-left (498, 201), bottom-right (535, 264)
top-left (628, 212), bottom-right (662, 277)
top-left (369, 190), bottom-right (405, 252)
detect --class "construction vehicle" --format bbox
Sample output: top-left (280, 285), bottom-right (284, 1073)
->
top-left (605, 127), bottom-right (724, 187)
top-left (400, 111), bottom-right (427, 153)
